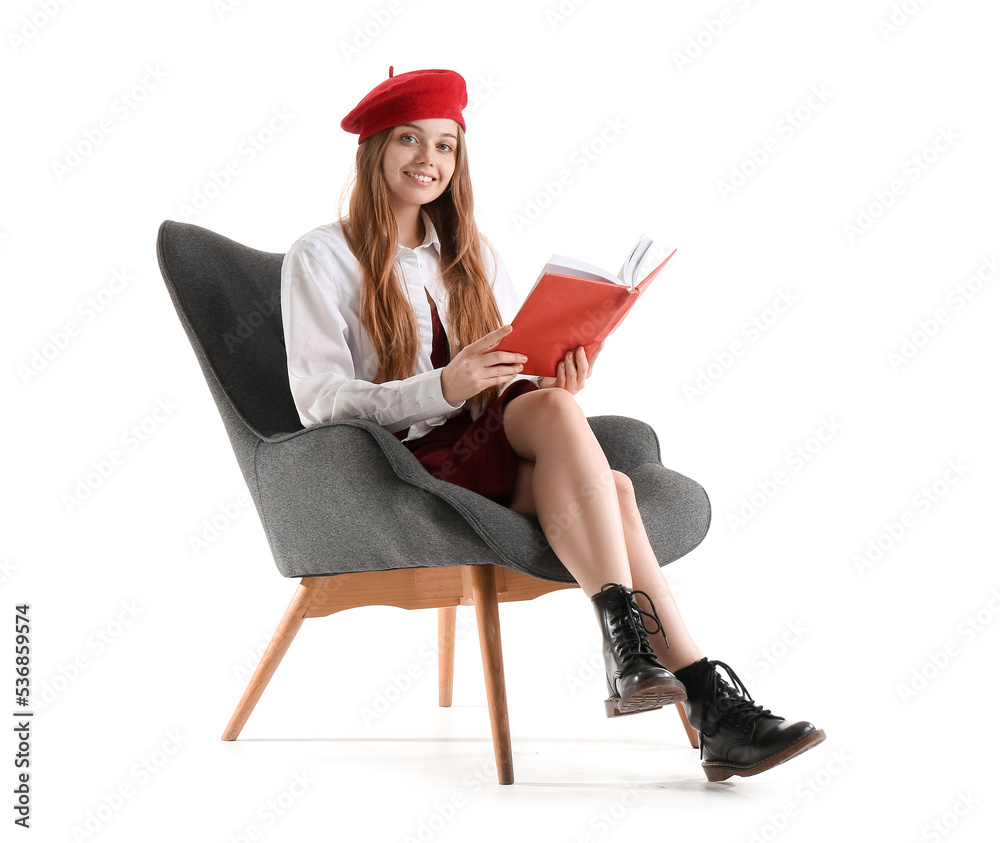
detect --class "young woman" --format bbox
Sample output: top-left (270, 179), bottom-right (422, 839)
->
top-left (280, 66), bottom-right (825, 782)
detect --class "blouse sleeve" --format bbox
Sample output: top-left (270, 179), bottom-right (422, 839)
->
top-left (281, 237), bottom-right (466, 431)
top-left (483, 238), bottom-right (543, 392)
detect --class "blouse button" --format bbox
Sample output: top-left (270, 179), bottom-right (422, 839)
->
top-left (414, 402), bottom-right (421, 410)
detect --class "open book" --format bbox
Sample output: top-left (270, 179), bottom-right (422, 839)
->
top-left (495, 235), bottom-right (676, 378)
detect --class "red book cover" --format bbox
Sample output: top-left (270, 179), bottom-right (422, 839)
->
top-left (496, 245), bottom-right (676, 378)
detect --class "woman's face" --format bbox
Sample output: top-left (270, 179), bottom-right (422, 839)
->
top-left (381, 118), bottom-right (459, 215)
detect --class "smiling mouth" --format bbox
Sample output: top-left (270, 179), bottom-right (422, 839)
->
top-left (404, 171), bottom-right (435, 184)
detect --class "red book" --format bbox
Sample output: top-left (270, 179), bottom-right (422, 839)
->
top-left (496, 236), bottom-right (677, 378)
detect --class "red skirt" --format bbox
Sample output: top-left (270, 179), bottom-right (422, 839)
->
top-left (394, 380), bottom-right (539, 507)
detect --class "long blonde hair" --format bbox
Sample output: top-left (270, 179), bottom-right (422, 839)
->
top-left (339, 124), bottom-right (504, 414)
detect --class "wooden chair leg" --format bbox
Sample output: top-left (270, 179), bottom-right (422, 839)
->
top-left (437, 606), bottom-right (457, 707)
top-left (676, 701), bottom-right (699, 749)
top-left (222, 581), bottom-right (312, 740)
top-left (468, 565), bottom-right (514, 785)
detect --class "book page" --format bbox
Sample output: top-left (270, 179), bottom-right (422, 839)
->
top-left (541, 254), bottom-right (623, 286)
top-left (542, 234), bottom-right (654, 290)
top-left (616, 234), bottom-right (654, 289)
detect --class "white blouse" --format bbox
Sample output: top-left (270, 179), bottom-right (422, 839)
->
top-left (280, 209), bottom-right (539, 441)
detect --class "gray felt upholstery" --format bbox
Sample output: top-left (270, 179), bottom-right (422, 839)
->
top-left (155, 220), bottom-right (711, 582)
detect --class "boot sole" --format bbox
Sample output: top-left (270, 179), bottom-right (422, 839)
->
top-left (701, 728), bottom-right (827, 782)
top-left (605, 677), bottom-right (687, 718)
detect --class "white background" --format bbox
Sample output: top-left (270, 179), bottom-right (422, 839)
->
top-left (4, 0), bottom-right (998, 840)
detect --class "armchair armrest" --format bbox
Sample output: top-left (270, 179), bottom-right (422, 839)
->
top-left (586, 415), bottom-right (663, 474)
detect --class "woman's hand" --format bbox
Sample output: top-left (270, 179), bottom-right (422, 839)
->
top-left (538, 342), bottom-right (603, 393)
top-left (440, 324), bottom-right (527, 405)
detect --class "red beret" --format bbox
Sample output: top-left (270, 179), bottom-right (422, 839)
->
top-left (341, 66), bottom-right (468, 144)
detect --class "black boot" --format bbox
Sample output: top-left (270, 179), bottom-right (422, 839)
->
top-left (675, 657), bottom-right (826, 782)
top-left (591, 583), bottom-right (686, 718)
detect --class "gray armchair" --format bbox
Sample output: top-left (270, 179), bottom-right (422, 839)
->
top-left (155, 220), bottom-right (711, 783)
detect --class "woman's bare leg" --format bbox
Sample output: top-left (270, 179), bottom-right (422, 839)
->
top-left (504, 388), bottom-right (703, 672)
top-left (610, 472), bottom-right (704, 673)
top-left (504, 389), bottom-right (632, 596)
top-left (504, 394), bottom-right (826, 774)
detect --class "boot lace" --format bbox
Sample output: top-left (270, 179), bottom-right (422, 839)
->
top-left (699, 660), bottom-right (775, 742)
top-left (600, 583), bottom-right (670, 668)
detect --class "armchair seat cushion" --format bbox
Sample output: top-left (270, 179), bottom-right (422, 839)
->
top-left (255, 416), bottom-right (710, 582)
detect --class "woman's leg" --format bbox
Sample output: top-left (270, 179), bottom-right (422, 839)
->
top-left (508, 456), bottom-right (703, 671)
top-left (504, 389), bottom-right (702, 671)
top-left (610, 471), bottom-right (704, 673)
top-left (505, 391), bottom-right (826, 778)
top-left (503, 388), bottom-right (632, 597)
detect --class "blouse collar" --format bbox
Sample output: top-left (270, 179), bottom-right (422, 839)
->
top-left (397, 208), bottom-right (441, 254)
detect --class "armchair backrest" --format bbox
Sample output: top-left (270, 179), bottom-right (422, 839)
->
top-left (155, 220), bottom-right (305, 440)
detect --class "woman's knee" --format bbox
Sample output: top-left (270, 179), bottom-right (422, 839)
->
top-left (611, 470), bottom-right (639, 516)
top-left (508, 387), bottom-right (586, 431)
top-left (504, 387), bottom-right (589, 457)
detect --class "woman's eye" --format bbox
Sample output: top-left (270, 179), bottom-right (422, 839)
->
top-left (401, 133), bottom-right (416, 143)
top-left (438, 143), bottom-right (453, 152)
